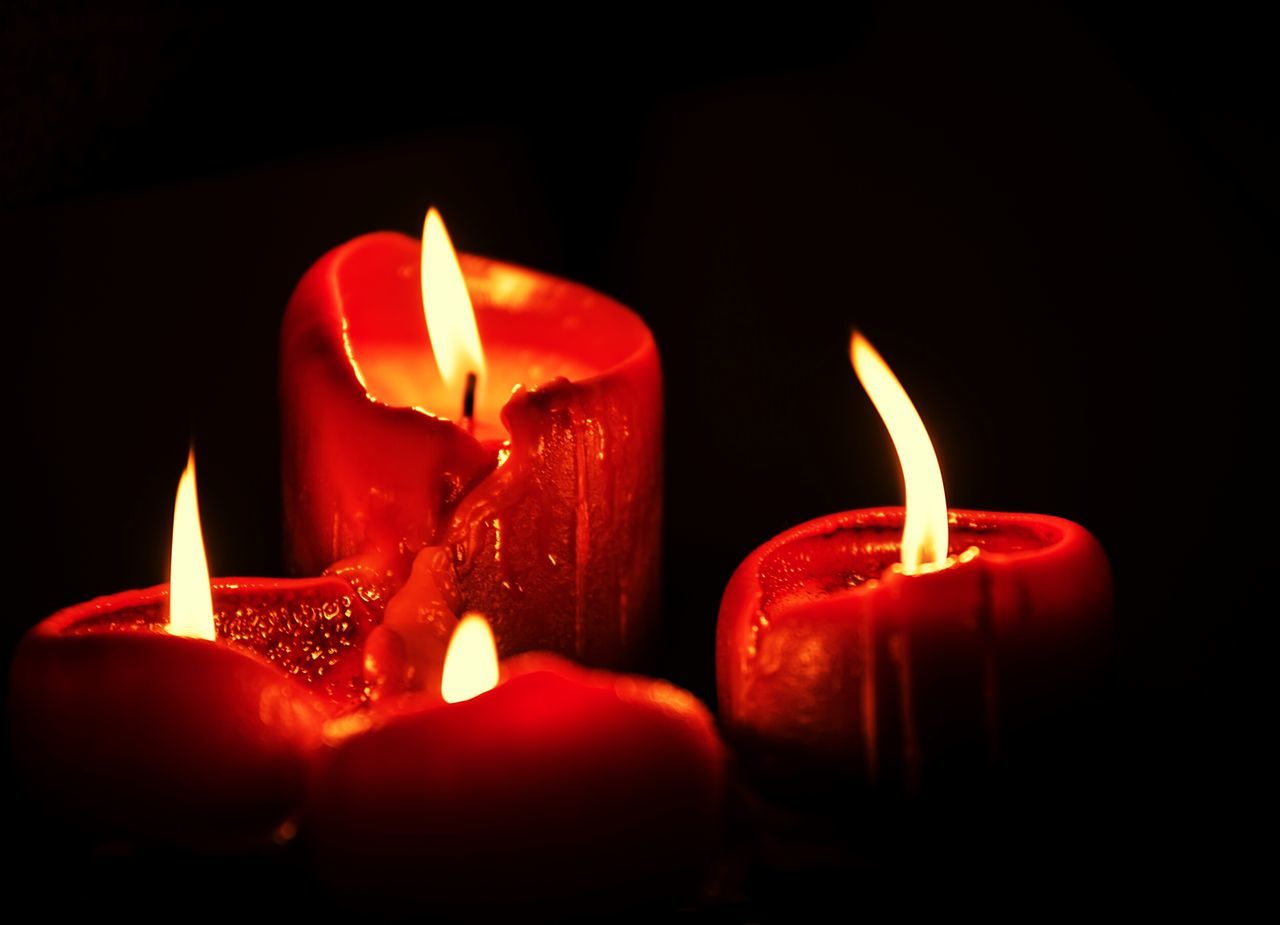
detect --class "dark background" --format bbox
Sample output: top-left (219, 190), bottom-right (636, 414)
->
top-left (2, 1), bottom-right (1265, 915)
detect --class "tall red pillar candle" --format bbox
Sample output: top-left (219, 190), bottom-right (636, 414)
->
top-left (716, 335), bottom-right (1112, 794)
top-left (8, 455), bottom-right (377, 845)
top-left (310, 615), bottom-right (726, 914)
top-left (281, 210), bottom-right (662, 668)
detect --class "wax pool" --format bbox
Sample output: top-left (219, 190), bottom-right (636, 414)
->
top-left (354, 343), bottom-right (598, 443)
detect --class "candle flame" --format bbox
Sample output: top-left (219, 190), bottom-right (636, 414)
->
top-left (441, 613), bottom-right (500, 703)
top-left (850, 332), bottom-right (949, 574)
top-left (168, 449), bottom-right (217, 640)
top-left (422, 208), bottom-right (487, 413)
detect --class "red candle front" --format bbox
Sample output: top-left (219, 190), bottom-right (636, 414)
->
top-left (717, 335), bottom-right (1113, 794)
top-left (280, 211), bottom-right (662, 668)
top-left (310, 615), bottom-right (726, 913)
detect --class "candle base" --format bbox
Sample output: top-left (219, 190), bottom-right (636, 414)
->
top-left (729, 694), bottom-right (1120, 915)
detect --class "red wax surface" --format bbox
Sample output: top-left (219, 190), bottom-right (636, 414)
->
top-left (281, 233), bottom-right (663, 668)
top-left (309, 653), bottom-right (725, 911)
top-left (9, 577), bottom-right (376, 845)
top-left (717, 508), bottom-right (1112, 792)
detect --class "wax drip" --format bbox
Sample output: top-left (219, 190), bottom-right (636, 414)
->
top-left (888, 631), bottom-right (920, 797)
top-left (860, 614), bottom-right (879, 785)
top-left (976, 563), bottom-right (1002, 767)
top-left (570, 405), bottom-right (591, 659)
top-left (447, 463), bottom-right (526, 575)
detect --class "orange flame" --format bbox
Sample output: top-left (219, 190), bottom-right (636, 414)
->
top-left (167, 449), bottom-right (216, 639)
top-left (441, 613), bottom-right (500, 703)
top-left (421, 208), bottom-right (487, 411)
top-left (850, 332), bottom-right (949, 574)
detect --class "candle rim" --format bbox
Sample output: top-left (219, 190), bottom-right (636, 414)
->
top-left (744, 507), bottom-right (1091, 608)
top-left (31, 575), bottom-right (364, 638)
top-left (328, 232), bottom-right (658, 433)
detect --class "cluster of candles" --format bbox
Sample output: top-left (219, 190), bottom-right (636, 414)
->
top-left (9, 208), bottom-right (1111, 911)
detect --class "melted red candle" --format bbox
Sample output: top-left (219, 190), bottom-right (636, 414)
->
top-left (280, 232), bottom-right (663, 668)
top-left (309, 653), bottom-right (725, 913)
top-left (717, 508), bottom-right (1112, 794)
top-left (8, 577), bottom-right (377, 845)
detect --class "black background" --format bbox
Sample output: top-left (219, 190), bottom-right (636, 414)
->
top-left (2, 1), bottom-right (1265, 915)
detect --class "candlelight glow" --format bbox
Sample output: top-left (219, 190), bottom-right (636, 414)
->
top-left (422, 208), bottom-right (487, 409)
top-left (167, 449), bottom-right (216, 640)
top-left (441, 613), bottom-right (500, 703)
top-left (850, 332), bottom-right (949, 574)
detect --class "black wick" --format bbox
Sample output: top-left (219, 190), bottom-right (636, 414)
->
top-left (462, 371), bottom-right (478, 435)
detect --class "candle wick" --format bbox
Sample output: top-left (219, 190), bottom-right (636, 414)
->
top-left (462, 372), bottom-right (478, 435)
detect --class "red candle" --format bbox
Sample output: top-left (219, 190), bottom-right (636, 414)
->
top-left (280, 209), bottom-right (662, 668)
top-left (310, 614), bottom-right (726, 912)
top-left (8, 453), bottom-right (377, 845)
top-left (717, 335), bottom-right (1112, 794)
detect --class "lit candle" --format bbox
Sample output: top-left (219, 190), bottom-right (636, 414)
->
top-left (9, 451), bottom-right (377, 845)
top-left (717, 334), bottom-right (1112, 795)
top-left (310, 613), bottom-right (726, 913)
top-left (280, 209), bottom-right (663, 669)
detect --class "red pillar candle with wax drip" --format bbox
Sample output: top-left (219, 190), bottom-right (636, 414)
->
top-left (310, 613), bottom-right (726, 913)
top-left (8, 453), bottom-right (377, 845)
top-left (280, 209), bottom-right (662, 669)
top-left (717, 335), bottom-right (1112, 794)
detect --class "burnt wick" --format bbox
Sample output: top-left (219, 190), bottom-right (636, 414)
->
top-left (462, 371), bottom-right (478, 434)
